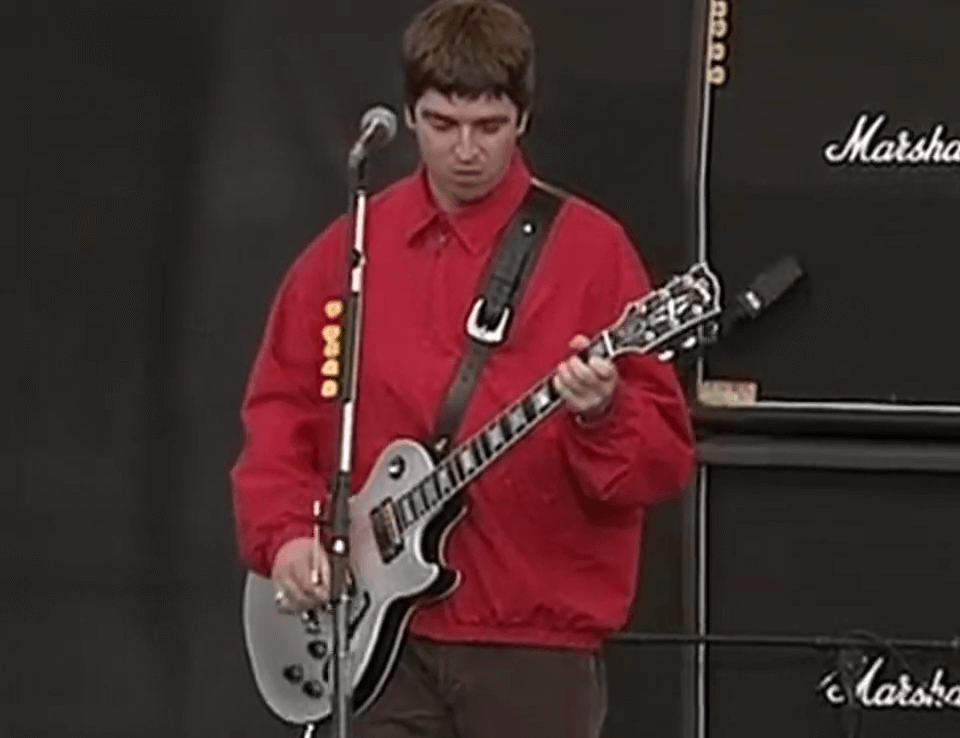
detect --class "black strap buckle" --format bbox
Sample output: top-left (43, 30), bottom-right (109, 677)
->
top-left (466, 297), bottom-right (512, 345)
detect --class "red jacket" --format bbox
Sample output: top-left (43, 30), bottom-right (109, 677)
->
top-left (231, 152), bottom-right (695, 650)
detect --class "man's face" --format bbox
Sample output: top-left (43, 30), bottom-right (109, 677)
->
top-left (406, 89), bottom-right (528, 209)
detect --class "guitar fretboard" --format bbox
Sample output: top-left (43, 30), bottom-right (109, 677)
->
top-left (391, 336), bottom-right (613, 530)
top-left (383, 261), bottom-right (723, 531)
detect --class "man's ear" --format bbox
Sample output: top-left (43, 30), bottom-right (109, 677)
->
top-left (404, 106), bottom-right (416, 130)
top-left (517, 110), bottom-right (530, 136)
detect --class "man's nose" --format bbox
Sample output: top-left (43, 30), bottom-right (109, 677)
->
top-left (454, 126), bottom-right (480, 161)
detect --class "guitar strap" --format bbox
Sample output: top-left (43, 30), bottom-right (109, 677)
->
top-left (428, 178), bottom-right (567, 459)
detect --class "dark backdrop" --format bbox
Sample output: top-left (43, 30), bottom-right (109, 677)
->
top-left (6, 1), bottom-right (701, 736)
top-left (8, 3), bottom-right (212, 736)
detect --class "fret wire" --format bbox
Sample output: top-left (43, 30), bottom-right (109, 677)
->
top-left (508, 404), bottom-right (526, 434)
top-left (458, 446), bottom-right (475, 478)
top-left (444, 463), bottom-right (456, 492)
top-left (532, 382), bottom-right (552, 414)
top-left (500, 412), bottom-right (513, 439)
top-left (394, 495), bottom-right (405, 526)
top-left (393, 499), bottom-right (409, 531)
top-left (528, 386), bottom-right (541, 415)
top-left (469, 438), bottom-right (485, 466)
top-left (392, 498), bottom-right (406, 528)
top-left (448, 457), bottom-right (464, 488)
top-left (479, 429), bottom-right (494, 457)
top-left (463, 436), bottom-right (492, 478)
top-left (487, 417), bottom-right (507, 453)
top-left (412, 486), bottom-right (427, 515)
top-left (420, 478), bottom-right (438, 507)
top-left (399, 495), bottom-right (415, 526)
top-left (448, 454), bottom-right (464, 485)
top-left (437, 465), bottom-right (454, 498)
top-left (521, 396), bottom-right (536, 423)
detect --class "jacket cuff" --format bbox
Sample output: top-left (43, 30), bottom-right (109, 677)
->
top-left (569, 387), bottom-right (622, 434)
top-left (262, 521), bottom-right (314, 577)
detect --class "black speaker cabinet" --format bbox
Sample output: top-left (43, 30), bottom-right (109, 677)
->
top-left (602, 495), bottom-right (692, 738)
top-left (694, 0), bottom-right (960, 411)
top-left (697, 442), bottom-right (960, 738)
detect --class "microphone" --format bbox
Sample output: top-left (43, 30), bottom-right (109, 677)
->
top-left (348, 105), bottom-right (398, 169)
top-left (720, 255), bottom-right (805, 333)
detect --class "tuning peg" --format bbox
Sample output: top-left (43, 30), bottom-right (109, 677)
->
top-left (657, 350), bottom-right (675, 362)
top-left (682, 336), bottom-right (698, 350)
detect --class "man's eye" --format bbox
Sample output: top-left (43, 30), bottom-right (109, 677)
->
top-left (479, 123), bottom-right (502, 135)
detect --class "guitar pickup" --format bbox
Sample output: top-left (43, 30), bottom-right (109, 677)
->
top-left (370, 499), bottom-right (404, 563)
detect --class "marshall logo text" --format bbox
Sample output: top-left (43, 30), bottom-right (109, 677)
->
top-left (823, 113), bottom-right (960, 165)
top-left (818, 657), bottom-right (960, 710)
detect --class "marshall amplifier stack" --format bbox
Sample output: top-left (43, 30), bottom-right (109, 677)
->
top-left (676, 2), bottom-right (960, 738)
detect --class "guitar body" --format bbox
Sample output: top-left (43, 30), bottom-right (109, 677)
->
top-left (242, 439), bottom-right (465, 726)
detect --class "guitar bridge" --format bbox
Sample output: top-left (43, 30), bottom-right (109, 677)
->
top-left (370, 499), bottom-right (404, 563)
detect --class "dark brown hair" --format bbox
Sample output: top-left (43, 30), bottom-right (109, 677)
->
top-left (402, 0), bottom-right (535, 117)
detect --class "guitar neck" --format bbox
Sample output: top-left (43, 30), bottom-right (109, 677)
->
top-left (389, 332), bottom-right (615, 531)
top-left (386, 260), bottom-right (723, 532)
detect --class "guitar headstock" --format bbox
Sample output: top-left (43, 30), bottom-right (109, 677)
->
top-left (608, 262), bottom-right (722, 361)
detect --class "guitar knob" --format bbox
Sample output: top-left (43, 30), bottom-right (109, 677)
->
top-left (387, 456), bottom-right (406, 479)
top-left (282, 664), bottom-right (304, 684)
top-left (308, 640), bottom-right (328, 659)
top-left (302, 679), bottom-right (324, 699)
top-left (302, 608), bottom-right (322, 634)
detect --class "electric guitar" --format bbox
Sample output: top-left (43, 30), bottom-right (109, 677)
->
top-left (242, 261), bottom-right (722, 727)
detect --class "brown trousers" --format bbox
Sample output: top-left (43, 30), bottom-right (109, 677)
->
top-left (344, 636), bottom-right (607, 738)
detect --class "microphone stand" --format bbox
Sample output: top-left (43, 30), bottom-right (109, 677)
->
top-left (312, 145), bottom-right (372, 738)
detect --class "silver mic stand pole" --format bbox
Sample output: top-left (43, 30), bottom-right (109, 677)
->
top-left (306, 134), bottom-right (375, 738)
